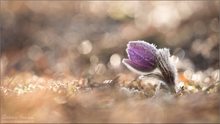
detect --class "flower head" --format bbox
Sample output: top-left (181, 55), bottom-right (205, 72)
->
top-left (123, 40), bottom-right (178, 93)
top-left (122, 41), bottom-right (157, 74)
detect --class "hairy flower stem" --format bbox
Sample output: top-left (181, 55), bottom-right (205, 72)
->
top-left (156, 48), bottom-right (177, 93)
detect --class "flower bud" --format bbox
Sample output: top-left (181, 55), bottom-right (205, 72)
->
top-left (122, 41), bottom-right (157, 74)
top-left (123, 41), bottom-right (178, 93)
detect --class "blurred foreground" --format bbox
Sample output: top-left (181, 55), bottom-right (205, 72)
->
top-left (1, 1), bottom-right (220, 123)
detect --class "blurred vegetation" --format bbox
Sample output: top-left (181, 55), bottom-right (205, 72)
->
top-left (0, 1), bottom-right (220, 123)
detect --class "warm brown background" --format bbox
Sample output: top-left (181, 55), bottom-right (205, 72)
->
top-left (1, 1), bottom-right (220, 123)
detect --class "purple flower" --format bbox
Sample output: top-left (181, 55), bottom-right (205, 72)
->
top-left (122, 40), bottom-right (178, 93)
top-left (122, 41), bottom-right (157, 74)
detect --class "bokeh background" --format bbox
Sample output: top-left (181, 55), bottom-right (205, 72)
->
top-left (1, 1), bottom-right (220, 123)
top-left (1, 1), bottom-right (219, 77)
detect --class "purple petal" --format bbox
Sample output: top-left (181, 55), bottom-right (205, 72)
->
top-left (127, 48), bottom-right (156, 70)
top-left (123, 59), bottom-right (149, 73)
top-left (123, 41), bottom-right (157, 72)
top-left (127, 41), bottom-right (157, 61)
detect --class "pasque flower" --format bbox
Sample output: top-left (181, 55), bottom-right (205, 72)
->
top-left (123, 41), bottom-right (177, 93)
